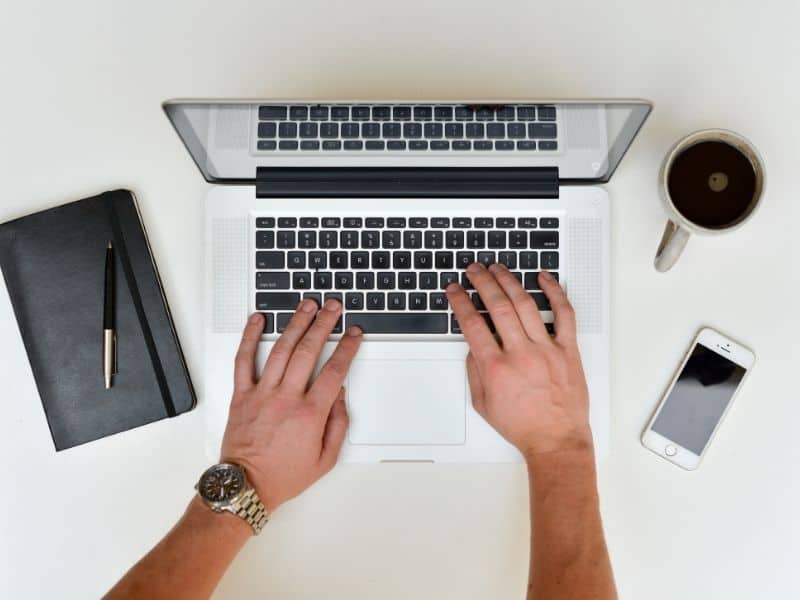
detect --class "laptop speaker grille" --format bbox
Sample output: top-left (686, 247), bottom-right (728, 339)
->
top-left (211, 217), bottom-right (248, 333)
top-left (568, 217), bottom-right (603, 334)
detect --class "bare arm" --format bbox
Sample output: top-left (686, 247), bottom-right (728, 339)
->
top-left (447, 264), bottom-right (616, 600)
top-left (105, 299), bottom-right (362, 599)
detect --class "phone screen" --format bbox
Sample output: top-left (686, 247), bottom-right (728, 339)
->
top-left (652, 343), bottom-right (746, 455)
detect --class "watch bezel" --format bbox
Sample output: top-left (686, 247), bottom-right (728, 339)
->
top-left (196, 463), bottom-right (248, 510)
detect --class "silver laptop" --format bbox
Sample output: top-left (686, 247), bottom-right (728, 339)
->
top-left (164, 99), bottom-right (651, 462)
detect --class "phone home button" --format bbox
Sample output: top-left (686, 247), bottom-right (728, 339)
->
top-left (664, 445), bottom-right (677, 457)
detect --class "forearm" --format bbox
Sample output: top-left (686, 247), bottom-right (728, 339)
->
top-left (526, 445), bottom-right (617, 600)
top-left (104, 497), bottom-right (251, 600)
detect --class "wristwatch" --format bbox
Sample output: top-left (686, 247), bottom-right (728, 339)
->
top-left (195, 463), bottom-right (269, 535)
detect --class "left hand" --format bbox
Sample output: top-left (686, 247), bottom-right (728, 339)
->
top-left (220, 299), bottom-right (363, 512)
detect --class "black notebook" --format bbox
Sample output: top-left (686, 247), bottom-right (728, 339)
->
top-left (0, 189), bottom-right (195, 450)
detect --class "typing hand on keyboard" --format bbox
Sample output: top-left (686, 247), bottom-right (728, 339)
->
top-left (220, 300), bottom-right (363, 512)
top-left (446, 264), bottom-right (592, 460)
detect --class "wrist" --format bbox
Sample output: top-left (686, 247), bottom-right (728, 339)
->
top-left (523, 432), bottom-right (596, 473)
top-left (185, 496), bottom-right (254, 543)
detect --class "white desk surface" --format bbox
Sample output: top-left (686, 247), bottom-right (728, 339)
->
top-left (1, 1), bottom-right (798, 598)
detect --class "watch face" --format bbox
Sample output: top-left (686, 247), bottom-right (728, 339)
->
top-left (199, 465), bottom-right (245, 503)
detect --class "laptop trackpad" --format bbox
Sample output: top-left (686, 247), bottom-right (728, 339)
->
top-left (346, 359), bottom-right (466, 445)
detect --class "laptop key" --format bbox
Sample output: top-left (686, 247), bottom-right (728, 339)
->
top-left (540, 217), bottom-right (559, 228)
top-left (335, 272), bottom-right (353, 289)
top-left (278, 217), bottom-right (297, 227)
top-left (518, 217), bottom-right (537, 228)
top-left (414, 106), bottom-right (433, 120)
top-left (346, 293), bottom-right (364, 310)
top-left (310, 106), bottom-right (329, 120)
top-left (495, 141), bottom-right (514, 150)
top-left (278, 141), bottom-right (298, 150)
top-left (277, 231), bottom-right (295, 248)
top-left (509, 231), bottom-right (526, 248)
top-left (541, 252), bottom-right (559, 269)
top-left (453, 217), bottom-right (471, 228)
top-left (257, 140), bottom-right (277, 150)
top-left (430, 292), bottom-right (448, 310)
top-left (539, 141), bottom-right (558, 151)
top-left (356, 272), bottom-right (375, 289)
top-left (404, 122), bottom-right (422, 138)
top-left (330, 252), bottom-right (347, 269)
top-left (530, 292), bottom-right (551, 310)
top-left (352, 106), bottom-right (370, 120)
top-left (341, 123), bottom-right (359, 138)
top-left (365, 141), bottom-right (385, 150)
top-left (455, 106), bottom-right (474, 120)
top-left (256, 217), bottom-right (275, 228)
top-left (477, 252), bottom-right (495, 267)
top-left (419, 272), bottom-right (437, 289)
top-left (507, 123), bottom-right (526, 138)
top-left (431, 217), bottom-right (450, 228)
top-left (435, 251), bottom-right (454, 269)
top-left (314, 272), bottom-right (332, 289)
top-left (496, 217), bottom-right (515, 228)
top-left (377, 272), bottom-right (396, 289)
top-left (373, 106), bottom-right (391, 120)
top-left (388, 293), bottom-right (406, 310)
top-left (387, 140), bottom-right (406, 150)
top-left (424, 122), bottom-right (443, 138)
top-left (474, 141), bottom-right (492, 150)
top-left (398, 272), bottom-right (416, 289)
top-left (409, 140), bottom-right (428, 150)
top-left (456, 251), bottom-right (475, 268)
top-left (300, 140), bottom-right (320, 150)
top-left (256, 251), bottom-right (283, 269)
top-left (409, 293), bottom-right (427, 310)
top-left (303, 292), bottom-right (322, 307)
top-left (529, 123), bottom-right (557, 139)
top-left (530, 232), bottom-right (559, 248)
top-left (256, 292), bottom-right (300, 311)
top-left (466, 123), bottom-right (484, 138)
top-left (424, 230), bottom-right (443, 249)
top-left (467, 231), bottom-right (485, 248)
top-left (320, 123), bottom-right (338, 138)
top-left (259, 106), bottom-right (287, 120)
top-left (362, 123), bottom-right (380, 138)
top-left (382, 230), bottom-right (401, 248)
top-left (393, 106), bottom-right (412, 120)
top-left (276, 313), bottom-right (293, 333)
top-left (372, 251), bottom-right (390, 269)
top-left (440, 272), bottom-right (458, 288)
top-left (256, 272), bottom-right (290, 289)
top-left (486, 123), bottom-right (505, 138)
top-left (393, 251), bottom-right (411, 269)
top-left (331, 106), bottom-right (350, 120)
top-left (351, 252), bottom-right (369, 269)
top-left (293, 272), bottom-right (312, 289)
top-left (319, 231), bottom-right (337, 248)
top-left (453, 140), bottom-right (471, 150)
top-left (298, 230), bottom-right (316, 248)
top-left (445, 123), bottom-right (464, 138)
top-left (340, 231), bottom-right (358, 248)
top-left (290, 106), bottom-right (308, 120)
top-left (498, 251), bottom-right (517, 268)
top-left (261, 313), bottom-right (275, 334)
top-left (538, 106), bottom-right (557, 121)
top-left (279, 122), bottom-right (297, 137)
top-left (434, 106), bottom-right (453, 120)
top-left (383, 123), bottom-right (401, 138)
top-left (414, 251), bottom-right (433, 269)
top-left (322, 140), bottom-right (342, 151)
top-left (475, 217), bottom-right (493, 228)
top-left (403, 230), bottom-right (422, 248)
top-left (258, 122), bottom-right (277, 138)
top-left (365, 217), bottom-right (385, 228)
top-left (496, 106), bottom-right (515, 121)
top-left (343, 217), bottom-right (362, 228)
top-left (430, 140), bottom-right (449, 150)
top-left (517, 141), bottom-right (537, 151)
top-left (256, 231), bottom-right (275, 249)
top-left (299, 122), bottom-right (318, 137)
top-left (361, 230), bottom-right (380, 248)
top-left (366, 292), bottom-right (385, 310)
top-left (476, 107), bottom-right (494, 121)
top-left (520, 252), bottom-right (538, 269)
top-left (293, 219), bottom-right (310, 233)
top-left (445, 230), bottom-right (465, 248)
top-left (517, 106), bottom-right (536, 120)
top-left (387, 217), bottom-right (406, 228)
top-left (344, 140), bottom-right (363, 150)
top-left (346, 313), bottom-right (448, 334)
top-left (287, 251), bottom-right (305, 269)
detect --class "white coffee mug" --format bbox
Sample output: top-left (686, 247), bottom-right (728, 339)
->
top-left (654, 129), bottom-right (765, 272)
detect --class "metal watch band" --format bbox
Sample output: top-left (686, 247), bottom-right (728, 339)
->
top-left (231, 487), bottom-right (269, 535)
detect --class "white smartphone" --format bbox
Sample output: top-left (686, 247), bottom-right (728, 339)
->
top-left (641, 327), bottom-right (755, 470)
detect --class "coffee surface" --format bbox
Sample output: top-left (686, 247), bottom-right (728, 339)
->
top-left (668, 141), bottom-right (756, 228)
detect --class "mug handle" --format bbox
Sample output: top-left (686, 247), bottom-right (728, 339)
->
top-left (654, 220), bottom-right (691, 272)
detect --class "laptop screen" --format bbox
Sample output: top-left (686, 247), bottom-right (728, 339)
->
top-left (163, 100), bottom-right (651, 184)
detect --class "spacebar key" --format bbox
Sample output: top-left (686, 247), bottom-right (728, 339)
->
top-left (346, 313), bottom-right (448, 334)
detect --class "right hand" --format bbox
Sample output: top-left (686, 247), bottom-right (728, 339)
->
top-left (446, 263), bottom-right (593, 460)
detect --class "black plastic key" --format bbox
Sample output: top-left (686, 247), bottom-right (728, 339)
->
top-left (256, 251), bottom-right (284, 269)
top-left (256, 272), bottom-right (289, 289)
top-left (255, 292), bottom-right (300, 310)
top-left (346, 313), bottom-right (448, 333)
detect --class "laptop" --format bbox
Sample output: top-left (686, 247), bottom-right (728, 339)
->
top-left (163, 99), bottom-right (651, 462)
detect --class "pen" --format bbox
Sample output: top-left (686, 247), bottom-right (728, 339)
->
top-left (103, 241), bottom-right (116, 389)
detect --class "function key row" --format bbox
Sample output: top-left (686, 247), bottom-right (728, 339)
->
top-left (255, 139), bottom-right (557, 152)
top-left (255, 217), bottom-right (559, 229)
top-left (258, 105), bottom-right (556, 122)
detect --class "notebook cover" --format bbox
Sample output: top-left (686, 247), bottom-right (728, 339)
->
top-left (0, 189), bottom-right (195, 450)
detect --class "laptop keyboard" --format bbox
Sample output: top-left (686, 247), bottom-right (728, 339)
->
top-left (255, 104), bottom-right (558, 153)
top-left (254, 215), bottom-right (560, 336)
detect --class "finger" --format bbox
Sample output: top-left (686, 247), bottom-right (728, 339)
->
top-left (260, 299), bottom-right (318, 388)
top-left (538, 271), bottom-right (577, 346)
top-left (280, 298), bottom-right (343, 390)
top-left (464, 263), bottom-right (527, 347)
top-left (466, 352), bottom-right (487, 419)
top-left (319, 389), bottom-right (349, 472)
top-left (488, 264), bottom-right (550, 343)
top-left (308, 326), bottom-right (363, 408)
top-left (234, 313), bottom-right (265, 391)
top-left (446, 282), bottom-right (500, 363)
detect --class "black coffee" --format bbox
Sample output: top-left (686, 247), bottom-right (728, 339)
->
top-left (667, 140), bottom-right (757, 229)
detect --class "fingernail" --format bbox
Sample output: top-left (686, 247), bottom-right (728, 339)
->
top-left (347, 325), bottom-right (362, 337)
top-left (324, 298), bottom-right (341, 311)
top-left (300, 299), bottom-right (317, 313)
top-left (249, 312), bottom-right (262, 324)
top-left (445, 282), bottom-right (461, 293)
top-left (467, 262), bottom-right (484, 273)
top-left (540, 270), bottom-right (553, 281)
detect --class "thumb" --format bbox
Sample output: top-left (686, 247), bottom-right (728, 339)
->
top-left (319, 388), bottom-right (349, 473)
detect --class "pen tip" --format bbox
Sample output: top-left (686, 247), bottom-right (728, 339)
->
top-left (107, 241), bottom-right (113, 249)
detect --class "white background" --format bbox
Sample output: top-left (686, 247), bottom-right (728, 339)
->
top-left (1, 1), bottom-right (798, 598)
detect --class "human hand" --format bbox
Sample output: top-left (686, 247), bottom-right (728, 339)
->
top-left (220, 299), bottom-right (363, 511)
top-left (446, 264), bottom-right (592, 461)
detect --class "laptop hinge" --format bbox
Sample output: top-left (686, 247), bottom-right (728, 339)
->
top-left (255, 167), bottom-right (559, 198)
